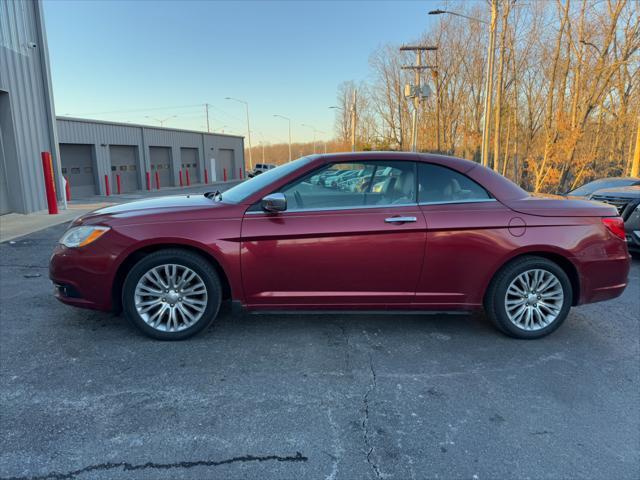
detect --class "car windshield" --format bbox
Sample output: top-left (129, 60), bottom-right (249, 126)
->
top-left (220, 156), bottom-right (315, 203)
top-left (569, 178), bottom-right (638, 196)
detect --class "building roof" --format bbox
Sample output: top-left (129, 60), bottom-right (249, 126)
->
top-left (56, 116), bottom-right (244, 139)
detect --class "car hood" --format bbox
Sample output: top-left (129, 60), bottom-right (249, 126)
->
top-left (94, 194), bottom-right (216, 214)
top-left (589, 186), bottom-right (640, 199)
top-left (73, 194), bottom-right (240, 226)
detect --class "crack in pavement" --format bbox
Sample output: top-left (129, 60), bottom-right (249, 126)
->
top-left (362, 353), bottom-right (382, 479)
top-left (336, 321), bottom-right (350, 372)
top-left (0, 264), bottom-right (48, 269)
top-left (1, 452), bottom-right (308, 480)
top-left (324, 408), bottom-right (344, 480)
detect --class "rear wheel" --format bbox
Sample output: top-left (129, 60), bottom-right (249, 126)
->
top-left (122, 249), bottom-right (222, 340)
top-left (485, 256), bottom-right (572, 339)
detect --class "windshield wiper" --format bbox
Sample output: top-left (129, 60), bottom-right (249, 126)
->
top-left (204, 190), bottom-right (222, 201)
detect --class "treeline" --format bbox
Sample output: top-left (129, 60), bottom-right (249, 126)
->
top-left (328, 0), bottom-right (639, 192)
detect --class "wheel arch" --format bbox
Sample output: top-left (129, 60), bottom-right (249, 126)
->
top-left (111, 242), bottom-right (233, 313)
top-left (485, 250), bottom-right (581, 306)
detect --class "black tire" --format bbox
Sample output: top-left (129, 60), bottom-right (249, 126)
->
top-left (484, 256), bottom-right (572, 339)
top-left (122, 249), bottom-right (222, 340)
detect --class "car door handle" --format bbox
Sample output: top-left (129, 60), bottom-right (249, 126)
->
top-left (384, 216), bottom-right (417, 223)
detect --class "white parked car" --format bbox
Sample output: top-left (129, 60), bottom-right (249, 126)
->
top-left (248, 163), bottom-right (277, 177)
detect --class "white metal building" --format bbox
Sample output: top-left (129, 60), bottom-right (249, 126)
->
top-left (1, 0), bottom-right (63, 215)
top-left (57, 117), bottom-right (245, 198)
top-left (1, 0), bottom-right (245, 213)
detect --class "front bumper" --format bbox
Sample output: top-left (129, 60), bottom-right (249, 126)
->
top-left (49, 243), bottom-right (116, 311)
top-left (624, 207), bottom-right (640, 252)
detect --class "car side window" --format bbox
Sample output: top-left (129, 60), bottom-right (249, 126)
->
top-left (418, 163), bottom-right (491, 203)
top-left (280, 161), bottom-right (417, 211)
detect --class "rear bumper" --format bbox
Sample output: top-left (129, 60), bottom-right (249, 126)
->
top-left (575, 252), bottom-right (630, 305)
top-left (49, 244), bottom-right (115, 312)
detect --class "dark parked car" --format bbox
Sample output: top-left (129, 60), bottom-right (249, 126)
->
top-left (566, 177), bottom-right (640, 199)
top-left (589, 186), bottom-right (640, 253)
top-left (50, 152), bottom-right (630, 341)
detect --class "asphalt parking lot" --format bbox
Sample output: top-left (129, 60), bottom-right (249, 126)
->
top-left (1, 223), bottom-right (638, 480)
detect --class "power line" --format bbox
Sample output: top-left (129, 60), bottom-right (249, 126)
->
top-left (63, 103), bottom-right (204, 116)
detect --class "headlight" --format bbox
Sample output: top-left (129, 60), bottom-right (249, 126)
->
top-left (59, 226), bottom-right (110, 248)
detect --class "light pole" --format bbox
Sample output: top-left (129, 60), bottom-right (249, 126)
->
top-left (225, 97), bottom-right (254, 170)
top-left (329, 103), bottom-right (356, 152)
top-left (273, 114), bottom-right (292, 162)
top-left (260, 140), bottom-right (267, 162)
top-left (429, 4), bottom-right (497, 167)
top-left (301, 123), bottom-right (324, 154)
top-left (250, 130), bottom-right (269, 163)
top-left (145, 115), bottom-right (177, 127)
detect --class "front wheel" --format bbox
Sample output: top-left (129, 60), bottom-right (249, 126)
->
top-left (485, 256), bottom-right (572, 339)
top-left (122, 249), bottom-right (222, 340)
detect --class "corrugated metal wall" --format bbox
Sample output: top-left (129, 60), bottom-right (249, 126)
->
top-left (57, 118), bottom-right (244, 195)
top-left (0, 0), bottom-right (245, 210)
top-left (0, 0), bottom-right (61, 214)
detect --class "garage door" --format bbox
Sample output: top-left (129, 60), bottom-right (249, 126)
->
top-left (60, 144), bottom-right (96, 198)
top-left (218, 149), bottom-right (235, 180)
top-left (180, 148), bottom-right (199, 184)
top-left (110, 145), bottom-right (139, 193)
top-left (149, 146), bottom-right (172, 188)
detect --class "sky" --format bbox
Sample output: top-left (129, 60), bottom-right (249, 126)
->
top-left (43, 0), bottom-right (452, 144)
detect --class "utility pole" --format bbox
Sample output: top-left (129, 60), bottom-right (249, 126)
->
top-left (225, 97), bottom-right (254, 170)
top-left (492, 0), bottom-right (510, 172)
top-left (400, 45), bottom-right (437, 152)
top-left (433, 67), bottom-right (440, 153)
top-left (205, 103), bottom-right (210, 133)
top-left (351, 89), bottom-right (357, 152)
top-left (631, 116), bottom-right (640, 177)
top-left (481, 0), bottom-right (499, 168)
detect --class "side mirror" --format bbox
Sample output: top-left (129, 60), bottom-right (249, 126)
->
top-left (261, 193), bottom-right (287, 213)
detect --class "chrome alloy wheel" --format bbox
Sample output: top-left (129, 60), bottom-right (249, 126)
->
top-left (504, 268), bottom-right (564, 331)
top-left (134, 264), bottom-right (208, 332)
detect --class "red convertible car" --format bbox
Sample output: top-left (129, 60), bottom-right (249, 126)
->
top-left (50, 152), bottom-right (630, 340)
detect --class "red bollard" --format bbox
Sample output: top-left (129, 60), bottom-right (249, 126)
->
top-left (223, 168), bottom-right (227, 182)
top-left (146, 171), bottom-right (151, 191)
top-left (179, 170), bottom-right (183, 187)
top-left (104, 175), bottom-right (110, 196)
top-left (116, 174), bottom-right (121, 194)
top-left (65, 176), bottom-right (71, 202)
top-left (185, 169), bottom-right (191, 186)
top-left (41, 152), bottom-right (58, 214)
top-left (204, 168), bottom-right (209, 184)
top-left (155, 171), bottom-right (160, 189)
top-left (239, 168), bottom-right (243, 179)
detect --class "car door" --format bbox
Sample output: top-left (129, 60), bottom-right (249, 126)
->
top-left (415, 162), bottom-right (514, 308)
top-left (241, 160), bottom-right (427, 308)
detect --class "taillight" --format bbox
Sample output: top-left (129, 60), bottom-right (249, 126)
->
top-left (601, 217), bottom-right (625, 240)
